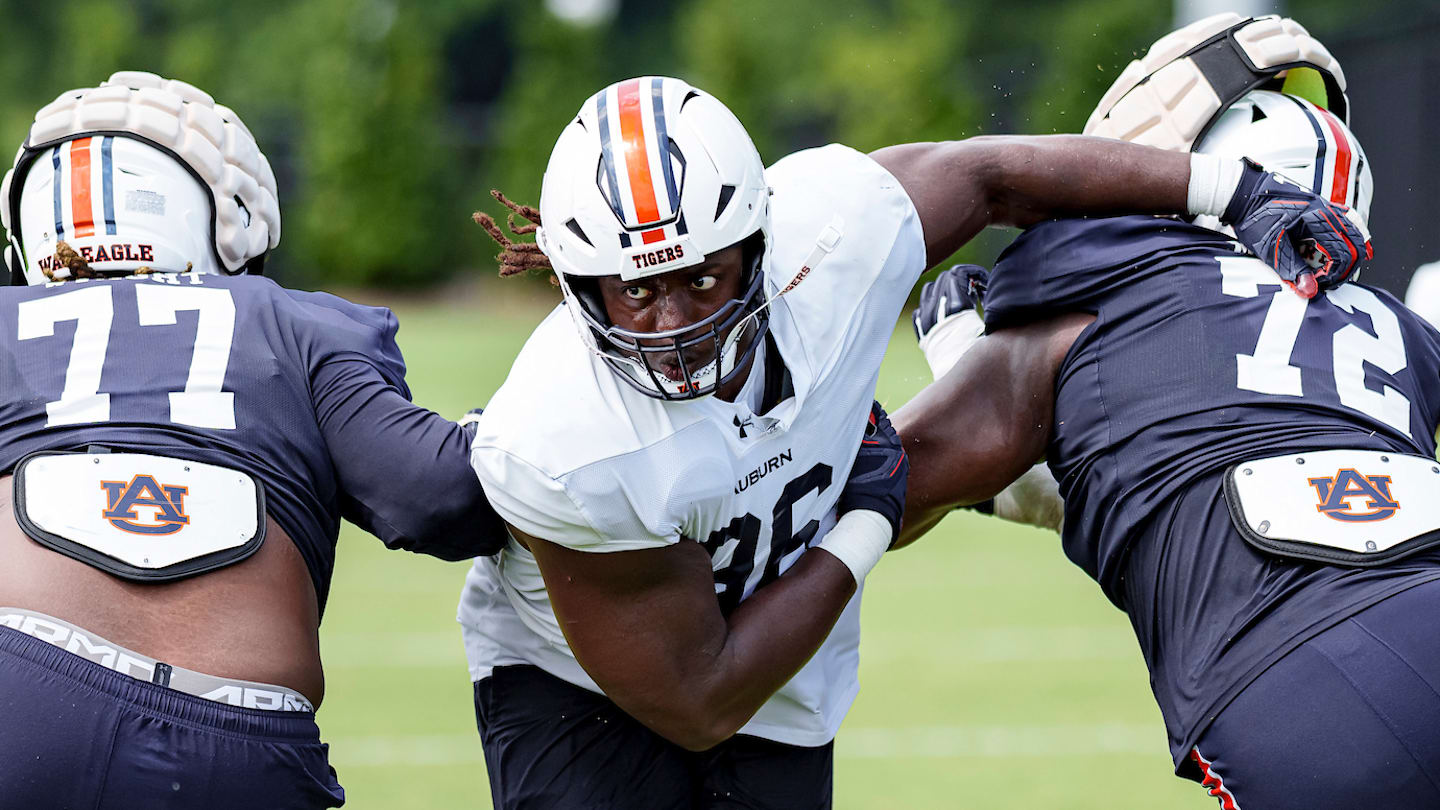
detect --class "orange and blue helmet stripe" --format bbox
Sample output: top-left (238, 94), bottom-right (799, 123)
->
top-left (1286, 95), bottom-right (1362, 210)
top-left (595, 77), bottom-right (687, 249)
top-left (50, 136), bottom-right (118, 243)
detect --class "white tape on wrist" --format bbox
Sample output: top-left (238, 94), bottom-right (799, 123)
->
top-left (1186, 153), bottom-right (1244, 218)
top-left (919, 309), bottom-right (985, 380)
top-left (993, 463), bottom-right (1065, 534)
top-left (817, 509), bottom-right (892, 584)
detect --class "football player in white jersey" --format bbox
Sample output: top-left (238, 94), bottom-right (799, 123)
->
top-left (459, 75), bottom-right (1370, 808)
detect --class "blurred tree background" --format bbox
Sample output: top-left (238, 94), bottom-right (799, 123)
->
top-left (0, 0), bottom-right (1432, 288)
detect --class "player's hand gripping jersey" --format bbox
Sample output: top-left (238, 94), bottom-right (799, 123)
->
top-left (984, 215), bottom-right (1440, 765)
top-left (0, 272), bottom-right (501, 611)
top-left (461, 145), bottom-right (925, 746)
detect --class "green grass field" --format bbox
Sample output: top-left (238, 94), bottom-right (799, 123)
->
top-left (316, 288), bottom-right (1213, 809)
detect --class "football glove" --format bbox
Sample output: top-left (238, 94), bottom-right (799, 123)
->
top-left (838, 401), bottom-right (909, 546)
top-left (457, 407), bottom-right (484, 441)
top-left (913, 264), bottom-right (990, 379)
top-left (913, 263), bottom-right (988, 340)
top-left (1223, 158), bottom-right (1373, 299)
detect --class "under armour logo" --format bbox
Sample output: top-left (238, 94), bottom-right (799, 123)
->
top-left (733, 414), bottom-right (754, 439)
top-left (100, 474), bottom-right (190, 535)
top-left (1308, 469), bottom-right (1401, 522)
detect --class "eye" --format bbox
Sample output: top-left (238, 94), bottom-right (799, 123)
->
top-left (691, 274), bottom-right (718, 291)
top-left (623, 285), bottom-right (652, 301)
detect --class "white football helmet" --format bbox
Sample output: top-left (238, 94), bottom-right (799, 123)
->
top-left (2, 71), bottom-right (280, 285)
top-left (1196, 90), bottom-right (1372, 226)
top-left (535, 76), bottom-right (773, 401)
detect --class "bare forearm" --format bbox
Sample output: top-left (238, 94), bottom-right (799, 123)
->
top-left (975, 135), bottom-right (1191, 228)
top-left (687, 548), bottom-right (857, 746)
top-left (873, 135), bottom-right (1192, 268)
top-left (891, 353), bottom-right (1043, 544)
top-left (532, 533), bottom-right (860, 752)
top-left (889, 315), bottom-right (1093, 547)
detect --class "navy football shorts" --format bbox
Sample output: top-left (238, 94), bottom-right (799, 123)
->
top-left (0, 624), bottom-right (345, 809)
top-left (1189, 579), bottom-right (1440, 809)
top-left (474, 665), bottom-right (834, 810)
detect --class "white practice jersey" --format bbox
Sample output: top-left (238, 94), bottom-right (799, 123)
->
top-left (458, 144), bottom-right (926, 746)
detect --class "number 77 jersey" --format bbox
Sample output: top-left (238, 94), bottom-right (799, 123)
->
top-left (983, 214), bottom-right (1440, 605)
top-left (0, 272), bottom-right (430, 610)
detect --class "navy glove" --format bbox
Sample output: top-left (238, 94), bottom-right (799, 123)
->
top-left (838, 401), bottom-right (908, 546)
top-left (913, 264), bottom-right (989, 342)
top-left (1223, 159), bottom-right (1373, 299)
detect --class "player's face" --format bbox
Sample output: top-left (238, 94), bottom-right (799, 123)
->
top-left (595, 244), bottom-right (751, 395)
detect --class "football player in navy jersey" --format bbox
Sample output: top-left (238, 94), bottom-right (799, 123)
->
top-left (0, 73), bottom-right (503, 810)
top-left (899, 17), bottom-right (1440, 808)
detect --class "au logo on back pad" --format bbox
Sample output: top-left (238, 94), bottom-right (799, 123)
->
top-left (1308, 469), bottom-right (1401, 523)
top-left (1225, 450), bottom-right (1440, 567)
top-left (14, 451), bottom-right (265, 582)
top-left (100, 474), bottom-right (190, 535)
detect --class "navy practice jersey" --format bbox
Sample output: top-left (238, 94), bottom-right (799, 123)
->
top-left (0, 273), bottom-right (499, 611)
top-left (986, 216), bottom-right (1440, 766)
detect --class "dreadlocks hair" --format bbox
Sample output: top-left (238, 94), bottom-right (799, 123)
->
top-left (473, 190), bottom-right (555, 281)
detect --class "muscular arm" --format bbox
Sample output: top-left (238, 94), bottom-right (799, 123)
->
top-left (871, 136), bottom-right (1191, 269)
top-left (890, 313), bottom-right (1094, 547)
top-left (520, 526), bottom-right (857, 751)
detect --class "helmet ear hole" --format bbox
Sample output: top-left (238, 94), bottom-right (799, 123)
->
top-left (566, 274), bottom-right (611, 328)
top-left (715, 185), bottom-right (736, 220)
top-left (740, 231), bottom-right (766, 285)
top-left (564, 218), bottom-right (593, 247)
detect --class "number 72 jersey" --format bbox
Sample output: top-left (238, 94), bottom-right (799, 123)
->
top-left (982, 215), bottom-right (1440, 603)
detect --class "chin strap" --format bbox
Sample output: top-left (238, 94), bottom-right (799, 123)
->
top-left (719, 215), bottom-right (846, 354)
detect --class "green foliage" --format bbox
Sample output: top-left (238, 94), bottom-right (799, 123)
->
top-left (0, 0), bottom-right (489, 286)
top-left (0, 1), bottom-right (1401, 286)
top-left (470, 20), bottom-right (608, 233)
top-left (256, 0), bottom-right (461, 286)
top-left (679, 0), bottom-right (975, 157)
top-left (1021, 0), bottom-right (1170, 135)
